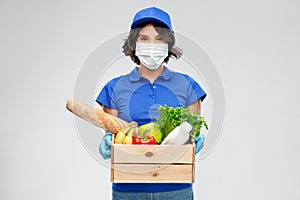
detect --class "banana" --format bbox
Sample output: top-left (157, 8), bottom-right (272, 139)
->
top-left (115, 131), bottom-right (126, 144)
top-left (123, 122), bottom-right (138, 144)
top-left (115, 125), bottom-right (131, 144)
top-left (122, 133), bottom-right (133, 144)
top-left (122, 123), bottom-right (137, 144)
top-left (115, 122), bottom-right (138, 144)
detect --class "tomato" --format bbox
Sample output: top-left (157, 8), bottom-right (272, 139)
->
top-left (132, 135), bottom-right (156, 145)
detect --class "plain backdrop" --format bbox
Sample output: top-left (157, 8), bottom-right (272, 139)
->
top-left (1, 0), bottom-right (299, 200)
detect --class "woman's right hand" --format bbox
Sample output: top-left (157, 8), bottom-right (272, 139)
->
top-left (99, 132), bottom-right (112, 159)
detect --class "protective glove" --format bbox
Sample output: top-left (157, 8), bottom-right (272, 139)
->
top-left (194, 134), bottom-right (205, 155)
top-left (99, 132), bottom-right (112, 159)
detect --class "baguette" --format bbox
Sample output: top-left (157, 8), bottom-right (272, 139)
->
top-left (66, 98), bottom-right (129, 134)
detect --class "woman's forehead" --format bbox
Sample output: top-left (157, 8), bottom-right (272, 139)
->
top-left (139, 24), bottom-right (160, 36)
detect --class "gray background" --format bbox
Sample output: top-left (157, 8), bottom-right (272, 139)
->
top-left (1, 0), bottom-right (299, 200)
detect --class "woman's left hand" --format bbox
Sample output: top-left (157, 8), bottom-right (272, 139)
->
top-left (194, 134), bottom-right (205, 154)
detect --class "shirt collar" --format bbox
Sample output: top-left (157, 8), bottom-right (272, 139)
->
top-left (129, 66), bottom-right (173, 82)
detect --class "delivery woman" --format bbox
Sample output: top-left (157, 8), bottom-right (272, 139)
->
top-left (97, 7), bottom-right (206, 200)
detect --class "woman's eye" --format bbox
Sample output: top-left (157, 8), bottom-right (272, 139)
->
top-left (140, 37), bottom-right (147, 41)
top-left (157, 37), bottom-right (164, 41)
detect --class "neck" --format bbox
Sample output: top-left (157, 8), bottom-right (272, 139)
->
top-left (138, 65), bottom-right (164, 83)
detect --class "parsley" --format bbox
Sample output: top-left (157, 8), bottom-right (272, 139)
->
top-left (156, 105), bottom-right (208, 140)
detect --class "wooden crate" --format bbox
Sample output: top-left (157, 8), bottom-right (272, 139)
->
top-left (111, 135), bottom-right (195, 183)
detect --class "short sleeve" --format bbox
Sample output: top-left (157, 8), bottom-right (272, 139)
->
top-left (95, 77), bottom-right (119, 109)
top-left (183, 74), bottom-right (207, 105)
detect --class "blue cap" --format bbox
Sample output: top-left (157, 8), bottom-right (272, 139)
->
top-left (131, 7), bottom-right (173, 32)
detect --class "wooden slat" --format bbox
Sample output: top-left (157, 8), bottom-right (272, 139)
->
top-left (112, 144), bottom-right (194, 164)
top-left (110, 135), bottom-right (115, 182)
top-left (112, 164), bottom-right (194, 183)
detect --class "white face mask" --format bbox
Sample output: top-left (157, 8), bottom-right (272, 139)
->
top-left (135, 42), bottom-right (168, 70)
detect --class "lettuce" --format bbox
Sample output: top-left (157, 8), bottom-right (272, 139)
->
top-left (156, 105), bottom-right (208, 140)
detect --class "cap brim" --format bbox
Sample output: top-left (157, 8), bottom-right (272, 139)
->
top-left (131, 17), bottom-right (172, 31)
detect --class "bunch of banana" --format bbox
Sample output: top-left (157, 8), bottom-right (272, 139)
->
top-left (115, 122), bottom-right (138, 144)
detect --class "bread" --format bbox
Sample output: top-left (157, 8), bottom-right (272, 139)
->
top-left (66, 98), bottom-right (129, 134)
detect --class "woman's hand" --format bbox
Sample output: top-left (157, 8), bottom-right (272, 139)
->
top-left (194, 134), bottom-right (205, 154)
top-left (99, 132), bottom-right (112, 159)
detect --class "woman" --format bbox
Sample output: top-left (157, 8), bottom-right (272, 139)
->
top-left (98, 7), bottom-right (206, 200)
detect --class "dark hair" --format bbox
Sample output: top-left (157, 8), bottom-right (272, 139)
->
top-left (122, 23), bottom-right (183, 65)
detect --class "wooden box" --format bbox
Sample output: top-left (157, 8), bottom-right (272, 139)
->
top-left (111, 135), bottom-right (195, 183)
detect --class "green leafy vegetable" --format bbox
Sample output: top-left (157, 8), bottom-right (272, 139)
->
top-left (156, 105), bottom-right (208, 140)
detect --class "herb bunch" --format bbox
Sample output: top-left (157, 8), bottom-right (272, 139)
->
top-left (156, 105), bottom-right (208, 140)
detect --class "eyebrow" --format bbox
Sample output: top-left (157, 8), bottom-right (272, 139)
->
top-left (138, 34), bottom-right (161, 38)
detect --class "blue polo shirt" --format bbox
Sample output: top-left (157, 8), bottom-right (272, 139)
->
top-left (96, 66), bottom-right (206, 192)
